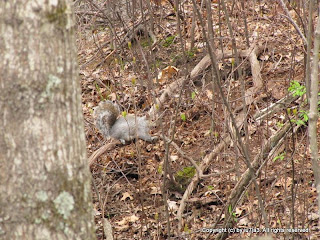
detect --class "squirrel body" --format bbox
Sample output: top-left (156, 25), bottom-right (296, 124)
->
top-left (93, 100), bottom-right (155, 143)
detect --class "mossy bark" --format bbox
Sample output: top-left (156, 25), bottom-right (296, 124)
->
top-left (0, 1), bottom-right (95, 239)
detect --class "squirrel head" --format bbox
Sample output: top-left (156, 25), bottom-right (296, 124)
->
top-left (93, 100), bottom-right (120, 138)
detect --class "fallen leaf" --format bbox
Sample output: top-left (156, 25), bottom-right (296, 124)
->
top-left (150, 186), bottom-right (161, 195)
top-left (116, 215), bottom-right (139, 226)
top-left (121, 192), bottom-right (133, 201)
top-left (167, 200), bottom-right (178, 212)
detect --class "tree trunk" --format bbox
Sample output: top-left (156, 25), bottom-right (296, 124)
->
top-left (0, 1), bottom-right (95, 239)
top-left (308, 0), bottom-right (320, 219)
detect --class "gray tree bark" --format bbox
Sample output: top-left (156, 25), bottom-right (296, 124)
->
top-left (308, 0), bottom-right (320, 219)
top-left (0, 1), bottom-right (95, 239)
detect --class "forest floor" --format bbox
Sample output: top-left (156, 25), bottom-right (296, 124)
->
top-left (76, 1), bottom-right (320, 239)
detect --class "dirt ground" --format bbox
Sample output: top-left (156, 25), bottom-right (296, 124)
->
top-left (76, 1), bottom-right (320, 239)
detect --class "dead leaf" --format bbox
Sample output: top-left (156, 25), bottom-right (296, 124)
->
top-left (167, 200), bottom-right (178, 212)
top-left (155, 66), bottom-right (179, 84)
top-left (308, 212), bottom-right (319, 221)
top-left (170, 155), bottom-right (178, 162)
top-left (121, 192), bottom-right (133, 201)
top-left (127, 215), bottom-right (139, 223)
top-left (109, 92), bottom-right (117, 101)
top-left (116, 215), bottom-right (139, 226)
top-left (235, 207), bottom-right (244, 216)
top-left (150, 186), bottom-right (161, 195)
top-left (206, 90), bottom-right (213, 100)
top-left (238, 217), bottom-right (249, 226)
top-left (114, 224), bottom-right (129, 231)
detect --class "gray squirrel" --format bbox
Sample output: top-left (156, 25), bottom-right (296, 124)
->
top-left (93, 100), bottom-right (156, 144)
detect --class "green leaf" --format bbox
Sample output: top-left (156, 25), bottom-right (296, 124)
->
top-left (292, 108), bottom-right (297, 115)
top-left (207, 185), bottom-right (214, 190)
top-left (288, 80), bottom-right (306, 97)
top-left (273, 152), bottom-right (285, 162)
top-left (176, 166), bottom-right (195, 178)
top-left (303, 113), bottom-right (309, 122)
top-left (228, 205), bottom-right (232, 214)
top-left (191, 91), bottom-right (196, 100)
top-left (180, 113), bottom-right (186, 121)
top-left (231, 58), bottom-right (235, 66)
top-left (184, 224), bottom-right (191, 233)
top-left (296, 119), bottom-right (305, 126)
top-left (163, 35), bottom-right (175, 47)
top-left (287, 108), bottom-right (291, 115)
